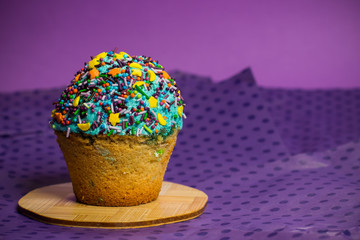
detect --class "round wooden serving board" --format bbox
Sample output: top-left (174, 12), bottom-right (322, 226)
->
top-left (18, 181), bottom-right (208, 228)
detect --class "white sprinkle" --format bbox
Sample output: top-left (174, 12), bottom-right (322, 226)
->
top-left (170, 86), bottom-right (177, 90)
top-left (164, 102), bottom-right (170, 107)
top-left (119, 109), bottom-right (126, 114)
top-left (97, 115), bottom-right (101, 122)
top-left (111, 103), bottom-right (114, 112)
top-left (124, 109), bottom-right (131, 114)
top-left (183, 112), bottom-right (187, 119)
top-left (143, 84), bottom-right (148, 91)
top-left (123, 77), bottom-right (127, 86)
top-left (80, 91), bottom-right (89, 96)
top-left (138, 111), bottom-right (146, 115)
top-left (66, 128), bottom-right (70, 138)
top-left (110, 89), bottom-right (115, 95)
top-left (118, 97), bottom-right (125, 100)
top-left (136, 128), bottom-right (140, 136)
top-left (151, 110), bottom-right (156, 117)
top-left (136, 98), bottom-right (142, 101)
top-left (129, 79), bottom-right (133, 88)
top-left (175, 97), bottom-right (177, 107)
top-left (109, 126), bottom-right (121, 130)
top-left (83, 103), bottom-right (90, 108)
top-left (78, 115), bottom-right (81, 123)
top-left (102, 95), bottom-right (106, 101)
top-left (139, 127), bottom-right (144, 135)
top-left (122, 119), bottom-right (128, 122)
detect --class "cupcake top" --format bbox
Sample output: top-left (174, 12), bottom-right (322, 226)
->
top-left (50, 50), bottom-right (185, 138)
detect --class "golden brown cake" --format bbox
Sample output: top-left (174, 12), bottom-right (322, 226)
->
top-left (50, 50), bottom-right (185, 206)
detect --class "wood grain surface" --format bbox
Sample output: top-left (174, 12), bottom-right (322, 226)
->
top-left (18, 181), bottom-right (208, 228)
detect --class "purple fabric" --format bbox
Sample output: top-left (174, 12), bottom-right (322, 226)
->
top-left (1, 69), bottom-right (359, 240)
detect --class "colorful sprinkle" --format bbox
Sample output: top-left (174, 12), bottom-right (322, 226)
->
top-left (50, 50), bottom-right (185, 137)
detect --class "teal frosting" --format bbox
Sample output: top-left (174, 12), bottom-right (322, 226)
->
top-left (50, 51), bottom-right (185, 138)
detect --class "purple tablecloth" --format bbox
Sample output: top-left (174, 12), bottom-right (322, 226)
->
top-left (1, 69), bottom-right (359, 240)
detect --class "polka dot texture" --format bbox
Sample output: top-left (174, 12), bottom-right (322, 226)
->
top-left (0, 69), bottom-right (359, 240)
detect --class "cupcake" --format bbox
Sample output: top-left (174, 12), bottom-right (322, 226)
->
top-left (50, 50), bottom-right (185, 206)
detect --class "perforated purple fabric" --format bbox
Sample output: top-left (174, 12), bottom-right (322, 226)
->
top-left (0, 69), bottom-right (359, 240)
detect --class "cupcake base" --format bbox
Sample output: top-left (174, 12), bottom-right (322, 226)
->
top-left (55, 131), bottom-right (178, 207)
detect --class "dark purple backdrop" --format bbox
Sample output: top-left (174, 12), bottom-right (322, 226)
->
top-left (1, 0), bottom-right (360, 92)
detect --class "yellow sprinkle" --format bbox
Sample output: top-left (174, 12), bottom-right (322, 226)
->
top-left (77, 122), bottom-right (91, 131)
top-left (109, 113), bottom-right (120, 126)
top-left (95, 52), bottom-right (107, 59)
top-left (73, 96), bottom-right (80, 107)
top-left (114, 51), bottom-right (131, 60)
top-left (157, 113), bottom-right (167, 126)
top-left (149, 96), bottom-right (158, 108)
top-left (51, 109), bottom-right (56, 118)
top-left (131, 68), bottom-right (142, 77)
top-left (129, 62), bottom-right (143, 69)
top-left (148, 69), bottom-right (156, 82)
top-left (177, 105), bottom-right (183, 118)
top-left (132, 81), bottom-right (145, 88)
top-left (88, 58), bottom-right (100, 69)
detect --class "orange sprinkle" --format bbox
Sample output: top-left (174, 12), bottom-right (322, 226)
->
top-left (121, 69), bottom-right (125, 73)
top-left (106, 83), bottom-right (109, 87)
top-left (163, 116), bottom-right (167, 120)
top-left (101, 62), bottom-right (105, 66)
top-left (73, 89), bottom-right (78, 93)
top-left (167, 83), bottom-right (171, 87)
top-left (146, 83), bottom-right (149, 87)
top-left (140, 107), bottom-right (144, 111)
top-left (62, 110), bottom-right (67, 114)
top-left (146, 118), bottom-right (149, 121)
top-left (137, 77), bottom-right (141, 80)
top-left (155, 129), bottom-right (159, 133)
top-left (106, 107), bottom-right (110, 111)
top-left (124, 95), bottom-right (128, 98)
top-left (113, 58), bottom-right (116, 61)
top-left (97, 89), bottom-right (101, 93)
top-left (130, 93), bottom-right (135, 98)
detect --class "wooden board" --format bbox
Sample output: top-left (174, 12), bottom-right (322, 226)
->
top-left (18, 181), bottom-right (208, 229)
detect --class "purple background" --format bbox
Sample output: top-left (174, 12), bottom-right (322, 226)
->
top-left (1, 0), bottom-right (360, 92)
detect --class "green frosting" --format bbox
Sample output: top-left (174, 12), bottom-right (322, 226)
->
top-left (50, 51), bottom-right (185, 138)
